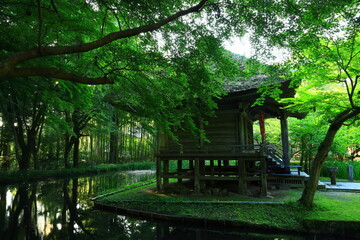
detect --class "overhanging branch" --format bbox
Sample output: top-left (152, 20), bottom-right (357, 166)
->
top-left (6, 67), bottom-right (113, 85)
top-left (0, 0), bottom-right (208, 79)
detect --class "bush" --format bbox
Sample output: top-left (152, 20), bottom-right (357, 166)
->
top-left (321, 160), bottom-right (360, 180)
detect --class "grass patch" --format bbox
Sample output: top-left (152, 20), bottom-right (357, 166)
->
top-left (97, 185), bottom-right (360, 232)
top-left (309, 191), bottom-right (360, 221)
top-left (0, 161), bottom-right (155, 184)
top-left (94, 177), bottom-right (156, 197)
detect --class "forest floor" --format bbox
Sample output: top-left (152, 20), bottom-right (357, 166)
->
top-left (0, 161), bottom-right (154, 184)
top-left (95, 182), bottom-right (360, 235)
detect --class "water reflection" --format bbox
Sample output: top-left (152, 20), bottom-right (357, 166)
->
top-left (0, 170), bottom-right (351, 240)
top-left (0, 171), bottom-right (155, 239)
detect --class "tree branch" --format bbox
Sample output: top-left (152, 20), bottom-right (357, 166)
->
top-left (36, 0), bottom-right (43, 52)
top-left (6, 67), bottom-right (114, 85)
top-left (0, 0), bottom-right (208, 79)
top-left (50, 0), bottom-right (58, 14)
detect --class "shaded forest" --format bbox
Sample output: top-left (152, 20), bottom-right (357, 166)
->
top-left (0, 80), bottom-right (155, 170)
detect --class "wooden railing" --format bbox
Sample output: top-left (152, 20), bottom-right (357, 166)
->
top-left (157, 144), bottom-right (264, 155)
top-left (264, 144), bottom-right (285, 167)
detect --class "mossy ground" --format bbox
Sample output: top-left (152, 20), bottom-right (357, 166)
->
top-left (97, 182), bottom-right (360, 232)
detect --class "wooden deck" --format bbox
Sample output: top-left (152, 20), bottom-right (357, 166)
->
top-left (155, 144), bottom-right (308, 196)
top-left (156, 145), bottom-right (268, 196)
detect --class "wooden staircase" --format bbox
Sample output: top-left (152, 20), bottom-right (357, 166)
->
top-left (263, 145), bottom-right (308, 188)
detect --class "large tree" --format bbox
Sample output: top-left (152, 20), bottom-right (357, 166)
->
top-left (0, 0), bottom-right (211, 84)
top-left (284, 17), bottom-right (360, 206)
top-left (3, 0), bottom-right (351, 84)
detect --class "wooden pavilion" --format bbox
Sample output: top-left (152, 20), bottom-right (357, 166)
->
top-left (155, 78), bottom-right (308, 196)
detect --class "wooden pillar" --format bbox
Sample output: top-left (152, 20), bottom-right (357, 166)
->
top-left (239, 112), bottom-right (245, 146)
top-left (189, 159), bottom-right (194, 170)
top-left (280, 112), bottom-right (290, 166)
top-left (194, 158), bottom-right (200, 193)
top-left (163, 159), bottom-right (169, 186)
top-left (156, 157), bottom-right (162, 191)
top-left (238, 159), bottom-right (247, 195)
top-left (217, 160), bottom-right (222, 176)
top-left (210, 160), bottom-right (215, 186)
top-left (210, 160), bottom-right (215, 176)
top-left (247, 119), bottom-right (254, 146)
top-left (177, 160), bottom-right (182, 183)
top-left (200, 160), bottom-right (206, 189)
top-left (260, 155), bottom-right (268, 197)
top-left (200, 160), bottom-right (206, 173)
top-left (259, 111), bottom-right (266, 144)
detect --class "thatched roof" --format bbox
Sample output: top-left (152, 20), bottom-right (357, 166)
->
top-left (223, 54), bottom-right (288, 93)
top-left (216, 54), bottom-right (304, 119)
top-left (224, 75), bottom-right (287, 93)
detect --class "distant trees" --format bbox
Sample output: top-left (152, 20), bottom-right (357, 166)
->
top-left (0, 78), bottom-right (52, 170)
top-left (0, 79), bottom-right (157, 170)
top-left (0, 0), bottom-right (243, 171)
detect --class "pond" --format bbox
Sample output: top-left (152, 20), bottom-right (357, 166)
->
top-left (0, 170), bottom-right (348, 240)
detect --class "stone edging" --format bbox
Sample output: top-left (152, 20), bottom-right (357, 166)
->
top-left (92, 184), bottom-right (360, 236)
top-left (93, 202), bottom-right (286, 232)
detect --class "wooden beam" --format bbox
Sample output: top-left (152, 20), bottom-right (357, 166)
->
top-left (189, 159), bottom-right (194, 170)
top-left (163, 159), bottom-right (169, 187)
top-left (238, 159), bottom-right (247, 195)
top-left (156, 157), bottom-right (162, 191)
top-left (200, 159), bottom-right (206, 189)
top-left (177, 160), bottom-right (182, 183)
top-left (210, 159), bottom-right (215, 186)
top-left (260, 156), bottom-right (268, 197)
top-left (217, 160), bottom-right (222, 177)
top-left (239, 112), bottom-right (245, 145)
top-left (194, 158), bottom-right (200, 193)
top-left (280, 111), bottom-right (290, 167)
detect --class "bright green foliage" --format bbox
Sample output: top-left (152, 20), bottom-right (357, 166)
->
top-left (0, 0), bottom-right (359, 175)
top-left (279, 2), bottom-right (360, 206)
top-left (283, 32), bottom-right (360, 161)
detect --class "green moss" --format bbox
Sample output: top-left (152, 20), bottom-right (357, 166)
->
top-left (96, 186), bottom-right (360, 232)
top-left (0, 161), bottom-right (155, 184)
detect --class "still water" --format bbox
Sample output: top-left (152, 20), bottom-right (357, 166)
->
top-left (0, 170), bottom-right (348, 240)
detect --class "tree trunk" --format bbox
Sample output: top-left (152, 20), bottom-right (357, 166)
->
top-left (90, 135), bottom-right (93, 160)
top-left (298, 126), bottom-right (338, 206)
top-left (299, 108), bottom-right (360, 206)
top-left (19, 146), bottom-right (31, 170)
top-left (73, 137), bottom-right (80, 168)
top-left (64, 136), bottom-right (73, 169)
top-left (299, 138), bottom-right (304, 169)
top-left (56, 138), bottom-right (61, 165)
top-left (109, 114), bottom-right (119, 163)
top-left (109, 132), bottom-right (118, 163)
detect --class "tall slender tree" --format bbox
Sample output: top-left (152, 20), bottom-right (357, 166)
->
top-left (284, 23), bottom-right (360, 206)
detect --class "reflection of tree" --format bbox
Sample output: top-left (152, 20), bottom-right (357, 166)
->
top-left (0, 187), bottom-right (6, 234)
top-left (0, 173), bottom-right (221, 240)
top-left (62, 178), bottom-right (92, 238)
top-left (2, 184), bottom-right (40, 240)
